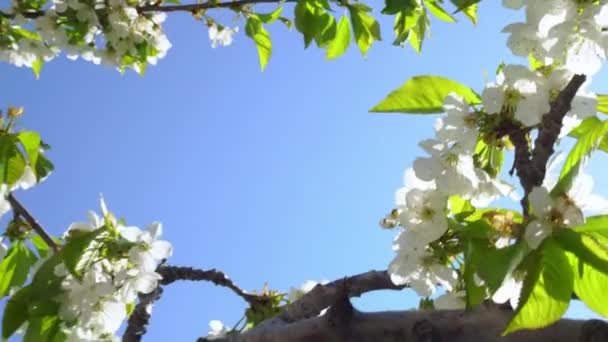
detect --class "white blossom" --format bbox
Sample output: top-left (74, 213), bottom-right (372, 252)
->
top-left (208, 23), bottom-right (239, 48)
top-left (207, 320), bottom-right (230, 340)
top-left (434, 291), bottom-right (466, 310)
top-left (492, 273), bottom-right (523, 309)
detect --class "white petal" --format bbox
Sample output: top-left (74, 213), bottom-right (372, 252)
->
top-left (524, 220), bottom-right (552, 249)
top-left (119, 226), bottom-right (143, 242)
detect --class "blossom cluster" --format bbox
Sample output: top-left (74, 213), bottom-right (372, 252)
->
top-left (380, 0), bottom-right (608, 308)
top-left (43, 202), bottom-right (172, 341)
top-left (0, 0), bottom-right (243, 72)
top-left (381, 92), bottom-right (514, 298)
top-left (1, 0), bottom-right (171, 72)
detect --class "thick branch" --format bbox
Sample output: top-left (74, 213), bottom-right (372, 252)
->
top-left (7, 193), bottom-right (59, 252)
top-left (279, 269), bottom-right (407, 322)
top-left (206, 302), bottom-right (608, 342)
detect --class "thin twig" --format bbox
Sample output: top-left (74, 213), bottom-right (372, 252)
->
top-left (7, 193), bottom-right (59, 252)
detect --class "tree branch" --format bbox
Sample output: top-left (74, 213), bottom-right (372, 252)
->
top-left (122, 287), bottom-right (164, 342)
top-left (498, 74), bottom-right (587, 216)
top-left (7, 193), bottom-right (59, 252)
top-left (157, 265), bottom-right (262, 305)
top-left (205, 299), bottom-right (608, 342)
top-left (279, 269), bottom-right (407, 323)
top-left (0, 0), bottom-right (292, 19)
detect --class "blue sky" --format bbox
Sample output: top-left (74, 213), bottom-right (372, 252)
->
top-left (0, 1), bottom-right (604, 340)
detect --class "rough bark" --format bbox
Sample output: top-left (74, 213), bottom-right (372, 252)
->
top-left (205, 301), bottom-right (608, 342)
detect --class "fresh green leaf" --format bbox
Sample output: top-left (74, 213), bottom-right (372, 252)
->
top-left (424, 0), bottom-right (456, 22)
top-left (326, 15), bottom-right (351, 59)
top-left (2, 285), bottom-right (31, 340)
top-left (449, 195), bottom-right (475, 220)
top-left (34, 153), bottom-right (53, 182)
top-left (382, 0), bottom-right (418, 15)
top-left (31, 58), bottom-right (43, 79)
top-left (278, 17), bottom-right (293, 29)
top-left (61, 228), bottom-right (107, 279)
top-left (17, 131), bottom-right (41, 170)
top-left (559, 117), bottom-right (608, 178)
top-left (476, 243), bottom-right (522, 293)
top-left (370, 75), bottom-right (481, 113)
top-left (392, 4), bottom-right (423, 47)
top-left (0, 242), bottom-right (37, 297)
top-left (573, 215), bottom-right (608, 240)
top-left (569, 116), bottom-right (608, 154)
top-left (449, 0), bottom-right (478, 24)
top-left (504, 239), bottom-right (573, 334)
top-left (528, 53), bottom-right (544, 71)
top-left (597, 94), bottom-right (608, 115)
top-left (30, 253), bottom-right (63, 300)
top-left (295, 0), bottom-right (334, 48)
top-left (555, 229), bottom-right (608, 276)
top-left (463, 239), bottom-right (490, 307)
top-left (408, 7), bottom-right (428, 53)
top-left (23, 313), bottom-right (63, 342)
top-left (245, 17), bottom-right (273, 71)
top-left (567, 251), bottom-right (608, 317)
top-left (30, 235), bottom-right (50, 259)
top-left (255, 6), bottom-right (283, 23)
top-left (0, 135), bottom-right (26, 187)
top-left (348, 3), bottom-right (381, 56)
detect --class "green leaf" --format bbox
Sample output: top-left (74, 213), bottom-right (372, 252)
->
top-left (0, 135), bottom-right (26, 187)
top-left (555, 229), bottom-right (608, 276)
top-left (392, 4), bottom-right (423, 47)
top-left (463, 239), bottom-right (490, 307)
top-left (348, 3), bottom-right (381, 56)
top-left (17, 131), bottom-right (41, 170)
top-left (370, 75), bottom-right (481, 113)
top-left (294, 0), bottom-right (334, 48)
top-left (573, 215), bottom-right (608, 240)
top-left (474, 139), bottom-right (503, 178)
top-left (34, 153), bottom-right (54, 182)
top-left (245, 17), bottom-right (273, 71)
top-left (504, 239), bottom-right (573, 334)
top-left (255, 6), bottom-right (283, 23)
top-left (424, 0), bottom-right (455, 22)
top-left (30, 253), bottom-right (63, 300)
top-left (382, 0), bottom-right (418, 15)
top-left (0, 242), bottom-right (37, 297)
top-left (477, 243), bottom-right (523, 293)
top-left (61, 228), bottom-right (107, 280)
top-left (449, 0), bottom-right (478, 24)
top-left (31, 58), bottom-right (43, 79)
top-left (23, 315), bottom-right (63, 342)
top-left (449, 195), bottom-right (475, 220)
top-left (407, 7), bottom-right (428, 53)
top-left (558, 118), bottom-right (608, 186)
top-left (568, 116), bottom-right (608, 153)
top-left (2, 285), bottom-right (31, 340)
top-left (30, 235), bottom-right (50, 259)
top-left (278, 17), bottom-right (293, 29)
top-left (597, 94), bottom-right (608, 115)
top-left (567, 251), bottom-right (608, 317)
top-left (326, 15), bottom-right (351, 59)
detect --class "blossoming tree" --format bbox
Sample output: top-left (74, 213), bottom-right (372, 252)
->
top-left (1, 0), bottom-right (608, 341)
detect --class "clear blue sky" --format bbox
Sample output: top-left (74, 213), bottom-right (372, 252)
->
top-left (0, 1), bottom-right (604, 340)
